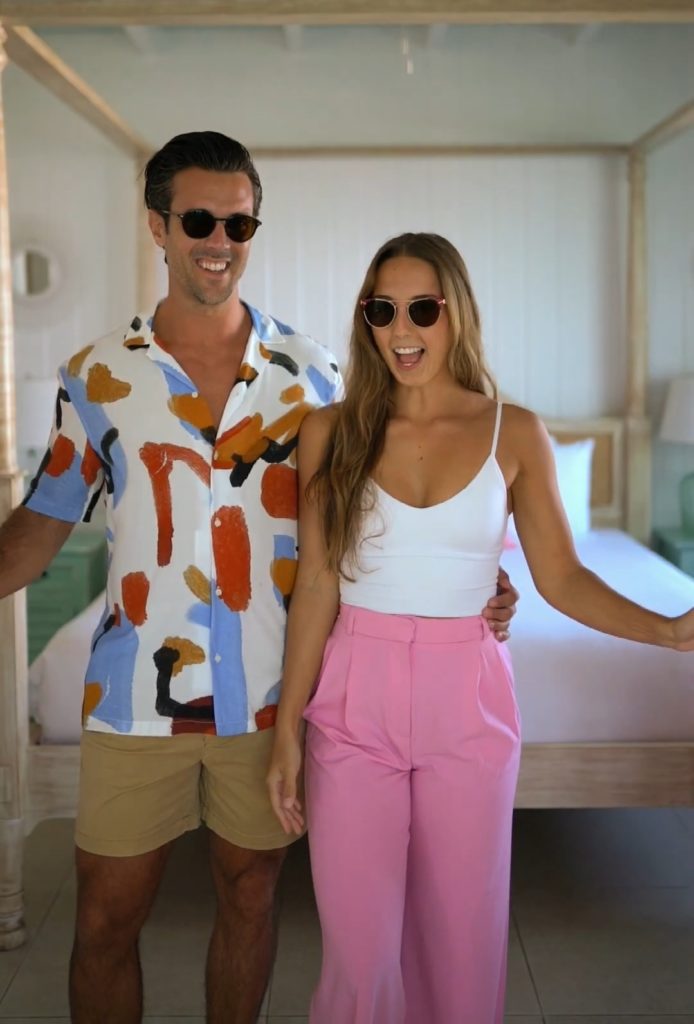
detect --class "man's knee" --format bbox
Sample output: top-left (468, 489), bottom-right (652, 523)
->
top-left (74, 896), bottom-right (145, 954)
top-left (74, 844), bottom-right (169, 952)
top-left (210, 841), bottom-right (286, 921)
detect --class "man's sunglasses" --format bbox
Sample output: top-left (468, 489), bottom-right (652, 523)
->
top-left (161, 208), bottom-right (262, 243)
top-left (360, 296), bottom-right (447, 330)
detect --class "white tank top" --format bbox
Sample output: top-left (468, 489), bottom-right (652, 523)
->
top-left (340, 402), bottom-right (508, 618)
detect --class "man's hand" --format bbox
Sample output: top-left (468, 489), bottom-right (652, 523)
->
top-left (482, 568), bottom-right (519, 643)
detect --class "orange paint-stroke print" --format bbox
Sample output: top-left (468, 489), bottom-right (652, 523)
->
top-left (261, 464), bottom-right (298, 519)
top-left (86, 363), bottom-right (132, 403)
top-left (168, 393), bottom-right (214, 431)
top-left (212, 506), bottom-right (251, 612)
top-left (122, 571), bottom-right (150, 626)
top-left (81, 441), bottom-right (101, 485)
top-left (82, 682), bottom-right (103, 720)
top-left (280, 384), bottom-right (305, 404)
top-left (184, 564), bottom-right (211, 604)
top-left (163, 636), bottom-right (206, 677)
top-left (255, 704), bottom-right (278, 730)
top-left (140, 443), bottom-right (211, 566)
top-left (271, 557), bottom-right (298, 599)
top-left (237, 363), bottom-right (258, 383)
top-left (45, 435), bottom-right (76, 477)
top-left (67, 344), bottom-right (94, 378)
top-left (214, 404), bottom-right (311, 470)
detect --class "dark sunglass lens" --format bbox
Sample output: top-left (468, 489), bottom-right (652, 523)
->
top-left (180, 210), bottom-right (216, 238)
top-left (409, 298), bottom-right (441, 328)
top-left (363, 299), bottom-right (395, 328)
top-left (225, 215), bottom-right (259, 242)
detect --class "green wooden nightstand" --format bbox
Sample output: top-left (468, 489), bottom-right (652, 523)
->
top-left (26, 527), bottom-right (107, 663)
top-left (652, 527), bottom-right (694, 579)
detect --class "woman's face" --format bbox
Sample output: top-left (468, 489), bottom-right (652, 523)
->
top-left (366, 256), bottom-right (453, 389)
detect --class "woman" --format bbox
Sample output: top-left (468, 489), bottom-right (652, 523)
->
top-left (267, 232), bottom-right (694, 1024)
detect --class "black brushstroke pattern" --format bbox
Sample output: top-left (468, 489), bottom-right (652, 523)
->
top-left (153, 646), bottom-right (215, 720)
top-left (265, 349), bottom-right (299, 376)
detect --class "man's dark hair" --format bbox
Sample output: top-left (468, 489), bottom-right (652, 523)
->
top-left (144, 131), bottom-right (262, 217)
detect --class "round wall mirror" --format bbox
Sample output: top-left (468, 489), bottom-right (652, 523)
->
top-left (12, 246), bottom-right (60, 300)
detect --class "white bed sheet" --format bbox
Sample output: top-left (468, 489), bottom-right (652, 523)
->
top-left (29, 593), bottom-right (106, 744)
top-left (504, 530), bottom-right (694, 742)
top-left (29, 530), bottom-right (694, 745)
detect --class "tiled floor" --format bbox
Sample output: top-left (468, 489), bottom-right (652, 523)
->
top-left (1, 808), bottom-right (693, 1023)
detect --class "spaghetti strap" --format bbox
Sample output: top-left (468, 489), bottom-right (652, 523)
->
top-left (490, 401), bottom-right (503, 458)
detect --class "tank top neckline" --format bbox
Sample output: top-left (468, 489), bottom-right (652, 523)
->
top-left (372, 453), bottom-right (504, 513)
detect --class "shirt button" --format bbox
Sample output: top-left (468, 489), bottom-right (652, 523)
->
top-left (214, 517), bottom-right (222, 527)
top-left (191, 391), bottom-right (199, 398)
top-left (215, 586), bottom-right (222, 596)
top-left (214, 653), bottom-right (222, 663)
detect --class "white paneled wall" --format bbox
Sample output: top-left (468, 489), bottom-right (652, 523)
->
top-left (6, 67), bottom-right (138, 474)
top-left (236, 154), bottom-right (627, 418)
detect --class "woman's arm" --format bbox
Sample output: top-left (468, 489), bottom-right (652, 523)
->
top-left (268, 407), bottom-right (341, 832)
top-left (509, 408), bottom-right (694, 651)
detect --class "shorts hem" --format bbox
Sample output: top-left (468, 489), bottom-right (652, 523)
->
top-left (205, 813), bottom-right (304, 851)
top-left (75, 815), bottom-right (200, 857)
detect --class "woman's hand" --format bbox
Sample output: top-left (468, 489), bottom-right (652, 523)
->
top-left (267, 730), bottom-right (305, 835)
top-left (669, 607), bottom-right (694, 652)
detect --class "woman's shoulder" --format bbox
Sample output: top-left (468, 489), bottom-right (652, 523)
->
top-left (302, 402), bottom-right (341, 434)
top-left (299, 403), bottom-right (341, 455)
top-left (498, 401), bottom-right (552, 453)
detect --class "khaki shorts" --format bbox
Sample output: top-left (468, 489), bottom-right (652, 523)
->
top-left (76, 728), bottom-right (301, 857)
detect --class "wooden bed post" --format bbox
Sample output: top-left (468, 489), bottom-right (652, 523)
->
top-left (625, 150), bottom-right (651, 542)
top-left (0, 27), bottom-right (29, 951)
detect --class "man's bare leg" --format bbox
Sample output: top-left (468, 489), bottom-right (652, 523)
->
top-left (70, 842), bottom-right (172, 1024)
top-left (206, 832), bottom-right (286, 1024)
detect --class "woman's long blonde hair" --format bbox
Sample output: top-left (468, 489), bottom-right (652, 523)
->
top-left (311, 232), bottom-right (496, 577)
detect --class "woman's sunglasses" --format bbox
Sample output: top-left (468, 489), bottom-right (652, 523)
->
top-left (360, 296), bottom-right (447, 330)
top-left (161, 208), bottom-right (262, 243)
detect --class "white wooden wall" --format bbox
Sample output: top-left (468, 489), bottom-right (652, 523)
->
top-left (241, 155), bottom-right (627, 418)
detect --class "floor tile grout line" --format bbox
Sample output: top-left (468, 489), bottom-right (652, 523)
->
top-left (0, 848), bottom-right (76, 1011)
top-left (509, 908), bottom-right (547, 1024)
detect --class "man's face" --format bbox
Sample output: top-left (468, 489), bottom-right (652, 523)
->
top-left (149, 167), bottom-right (257, 308)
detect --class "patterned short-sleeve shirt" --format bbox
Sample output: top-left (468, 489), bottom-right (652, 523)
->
top-left (24, 305), bottom-right (342, 737)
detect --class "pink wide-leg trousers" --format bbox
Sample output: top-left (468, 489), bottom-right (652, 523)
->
top-left (303, 603), bottom-right (521, 1024)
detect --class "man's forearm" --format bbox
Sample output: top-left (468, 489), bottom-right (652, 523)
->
top-left (0, 506), bottom-right (74, 599)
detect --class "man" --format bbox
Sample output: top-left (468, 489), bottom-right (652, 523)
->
top-left (0, 132), bottom-right (517, 1024)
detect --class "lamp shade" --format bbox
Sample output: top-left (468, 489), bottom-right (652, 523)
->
top-left (659, 375), bottom-right (694, 445)
top-left (17, 378), bottom-right (57, 451)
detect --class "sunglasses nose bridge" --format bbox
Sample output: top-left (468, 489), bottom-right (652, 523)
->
top-left (392, 302), bottom-right (413, 332)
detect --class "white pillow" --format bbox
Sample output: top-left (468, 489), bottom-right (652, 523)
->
top-left (549, 435), bottom-right (594, 536)
top-left (506, 435), bottom-right (594, 540)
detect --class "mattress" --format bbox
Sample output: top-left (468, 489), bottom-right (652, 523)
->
top-left (28, 530), bottom-right (694, 745)
top-left (504, 530), bottom-right (694, 742)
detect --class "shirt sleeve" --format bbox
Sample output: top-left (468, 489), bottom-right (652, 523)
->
top-left (22, 368), bottom-right (105, 524)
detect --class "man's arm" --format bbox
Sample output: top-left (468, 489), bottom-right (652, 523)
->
top-left (482, 568), bottom-right (519, 642)
top-left (0, 506), bottom-right (74, 599)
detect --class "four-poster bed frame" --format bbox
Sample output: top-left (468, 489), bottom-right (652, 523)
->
top-left (1, 0), bottom-right (694, 952)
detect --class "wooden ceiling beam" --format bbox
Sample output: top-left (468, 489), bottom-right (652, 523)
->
top-left (3, 25), bottom-right (150, 159)
top-left (0, 1), bottom-right (693, 26)
top-left (631, 99), bottom-right (694, 153)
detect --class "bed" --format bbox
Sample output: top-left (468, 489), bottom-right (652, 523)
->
top-left (22, 416), bottom-right (694, 830)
